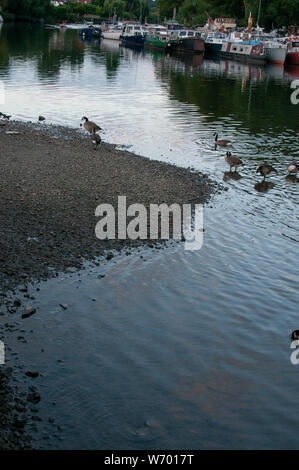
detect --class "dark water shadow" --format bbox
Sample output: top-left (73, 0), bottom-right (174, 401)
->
top-left (223, 171), bottom-right (242, 181)
top-left (254, 181), bottom-right (275, 192)
top-left (285, 174), bottom-right (298, 184)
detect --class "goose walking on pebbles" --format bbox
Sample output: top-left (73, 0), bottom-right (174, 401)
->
top-left (225, 152), bottom-right (243, 172)
top-left (286, 161), bottom-right (298, 174)
top-left (91, 133), bottom-right (101, 150)
top-left (81, 116), bottom-right (102, 134)
top-left (214, 132), bottom-right (232, 150)
top-left (256, 163), bottom-right (277, 180)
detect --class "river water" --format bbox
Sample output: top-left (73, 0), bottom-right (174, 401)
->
top-left (0, 23), bottom-right (298, 449)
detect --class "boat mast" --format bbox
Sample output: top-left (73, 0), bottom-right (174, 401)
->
top-left (257, 0), bottom-right (262, 27)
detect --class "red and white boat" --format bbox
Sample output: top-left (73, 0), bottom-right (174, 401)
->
top-left (285, 37), bottom-right (299, 65)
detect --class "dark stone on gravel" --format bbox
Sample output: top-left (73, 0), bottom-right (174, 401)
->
top-left (25, 371), bottom-right (39, 378)
top-left (27, 392), bottom-right (41, 404)
top-left (21, 306), bottom-right (36, 319)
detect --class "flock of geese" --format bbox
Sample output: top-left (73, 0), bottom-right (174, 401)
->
top-left (1, 113), bottom-right (298, 179)
top-left (213, 132), bottom-right (298, 180)
top-left (81, 120), bottom-right (298, 180)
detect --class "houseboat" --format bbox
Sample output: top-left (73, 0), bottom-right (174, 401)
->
top-left (121, 24), bottom-right (147, 46)
top-left (145, 33), bottom-right (171, 50)
top-left (219, 40), bottom-right (267, 64)
top-left (170, 30), bottom-right (205, 53)
top-left (204, 32), bottom-right (227, 54)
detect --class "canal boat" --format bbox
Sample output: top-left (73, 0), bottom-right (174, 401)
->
top-left (121, 24), bottom-right (147, 46)
top-left (145, 33), bottom-right (171, 50)
top-left (219, 40), bottom-right (267, 64)
top-left (170, 30), bottom-right (205, 54)
top-left (204, 32), bottom-right (227, 54)
top-left (285, 37), bottom-right (299, 65)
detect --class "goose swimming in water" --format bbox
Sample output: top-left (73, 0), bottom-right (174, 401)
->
top-left (81, 116), bottom-right (102, 134)
top-left (225, 152), bottom-right (243, 172)
top-left (256, 163), bottom-right (277, 180)
top-left (214, 132), bottom-right (232, 150)
top-left (286, 161), bottom-right (298, 174)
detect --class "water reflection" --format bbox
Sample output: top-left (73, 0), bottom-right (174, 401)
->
top-left (254, 181), bottom-right (275, 192)
top-left (223, 171), bottom-right (243, 181)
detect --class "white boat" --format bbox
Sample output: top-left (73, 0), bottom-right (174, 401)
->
top-left (102, 29), bottom-right (122, 40)
top-left (264, 41), bottom-right (287, 65)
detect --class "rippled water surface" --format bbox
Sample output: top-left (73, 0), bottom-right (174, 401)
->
top-left (1, 23), bottom-right (298, 449)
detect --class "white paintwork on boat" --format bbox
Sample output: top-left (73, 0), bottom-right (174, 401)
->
top-left (102, 30), bottom-right (122, 40)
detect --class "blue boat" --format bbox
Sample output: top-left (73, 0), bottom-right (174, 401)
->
top-left (79, 26), bottom-right (102, 40)
top-left (120, 24), bottom-right (147, 46)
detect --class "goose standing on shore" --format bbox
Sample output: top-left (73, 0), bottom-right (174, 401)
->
top-left (81, 116), bottom-right (102, 134)
top-left (225, 152), bottom-right (243, 172)
top-left (91, 133), bottom-right (101, 150)
top-left (256, 163), bottom-right (277, 180)
top-left (214, 132), bottom-right (232, 150)
top-left (286, 161), bottom-right (298, 174)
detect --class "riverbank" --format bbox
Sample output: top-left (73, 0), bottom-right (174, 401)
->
top-left (0, 120), bottom-right (217, 449)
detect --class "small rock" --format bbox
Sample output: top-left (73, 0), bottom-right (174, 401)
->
top-left (38, 116), bottom-right (45, 121)
top-left (25, 371), bottom-right (39, 378)
top-left (22, 306), bottom-right (36, 319)
top-left (27, 392), bottom-right (41, 404)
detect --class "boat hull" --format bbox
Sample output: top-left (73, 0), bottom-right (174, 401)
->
top-left (121, 35), bottom-right (145, 46)
top-left (102, 31), bottom-right (121, 40)
top-left (286, 51), bottom-right (299, 65)
top-left (265, 46), bottom-right (287, 65)
top-left (220, 42), bottom-right (267, 64)
top-left (145, 36), bottom-right (170, 49)
top-left (204, 42), bottom-right (223, 54)
top-left (171, 37), bottom-right (205, 54)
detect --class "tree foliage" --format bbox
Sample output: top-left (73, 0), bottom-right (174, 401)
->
top-left (157, 0), bottom-right (299, 28)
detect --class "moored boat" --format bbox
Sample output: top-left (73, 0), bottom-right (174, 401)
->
top-left (145, 33), bottom-right (171, 50)
top-left (170, 30), bottom-right (205, 54)
top-left (79, 26), bottom-right (102, 40)
top-left (285, 37), bottom-right (299, 65)
top-left (121, 24), bottom-right (147, 46)
top-left (102, 26), bottom-right (122, 40)
top-left (219, 40), bottom-right (267, 64)
top-left (264, 41), bottom-right (287, 65)
top-left (204, 32), bottom-right (226, 54)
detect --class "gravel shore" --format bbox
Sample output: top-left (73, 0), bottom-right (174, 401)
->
top-left (0, 120), bottom-right (217, 449)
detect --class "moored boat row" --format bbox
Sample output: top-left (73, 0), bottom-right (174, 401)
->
top-left (77, 21), bottom-right (299, 67)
